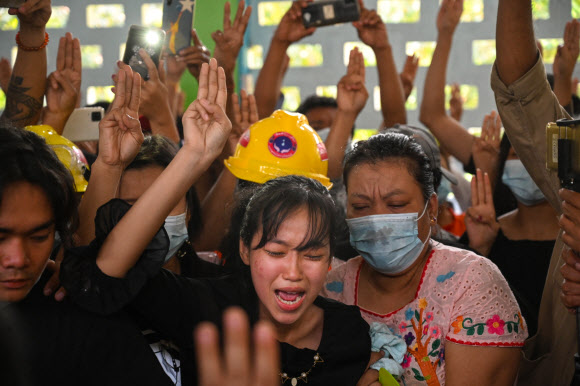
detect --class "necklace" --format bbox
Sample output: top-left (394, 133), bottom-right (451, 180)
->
top-left (279, 353), bottom-right (324, 385)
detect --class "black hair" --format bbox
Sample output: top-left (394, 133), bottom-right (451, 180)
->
top-left (125, 135), bottom-right (202, 238)
top-left (239, 175), bottom-right (336, 259)
top-left (0, 127), bottom-right (78, 247)
top-left (343, 132), bottom-right (435, 202)
top-left (296, 95), bottom-right (338, 115)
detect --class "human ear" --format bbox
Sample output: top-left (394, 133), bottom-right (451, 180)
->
top-left (428, 193), bottom-right (438, 223)
top-left (239, 239), bottom-right (250, 266)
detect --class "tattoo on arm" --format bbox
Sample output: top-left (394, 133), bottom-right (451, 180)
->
top-left (0, 76), bottom-right (43, 127)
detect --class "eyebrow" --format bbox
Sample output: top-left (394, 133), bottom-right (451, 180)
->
top-left (0, 220), bottom-right (55, 235)
top-left (350, 189), bottom-right (406, 200)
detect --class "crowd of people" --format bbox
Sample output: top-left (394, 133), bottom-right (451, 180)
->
top-left (2, 0), bottom-right (580, 385)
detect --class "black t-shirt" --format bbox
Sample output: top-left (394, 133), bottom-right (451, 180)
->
top-left (460, 229), bottom-right (554, 336)
top-left (62, 199), bottom-right (371, 385)
top-left (0, 272), bottom-right (172, 386)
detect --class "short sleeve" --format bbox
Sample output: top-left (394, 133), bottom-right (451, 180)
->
top-left (446, 257), bottom-right (528, 347)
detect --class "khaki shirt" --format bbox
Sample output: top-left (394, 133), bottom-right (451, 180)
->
top-left (491, 56), bottom-right (576, 385)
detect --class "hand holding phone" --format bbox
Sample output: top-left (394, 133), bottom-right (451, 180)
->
top-left (302, 0), bottom-right (360, 28)
top-left (122, 25), bottom-right (166, 81)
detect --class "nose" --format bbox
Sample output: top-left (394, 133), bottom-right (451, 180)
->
top-left (282, 253), bottom-right (303, 281)
top-left (1, 237), bottom-right (29, 269)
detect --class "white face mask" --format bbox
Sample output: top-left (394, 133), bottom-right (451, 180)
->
top-left (163, 212), bottom-right (188, 262)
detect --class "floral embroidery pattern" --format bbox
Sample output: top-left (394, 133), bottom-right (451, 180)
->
top-left (451, 313), bottom-right (524, 336)
top-left (399, 298), bottom-right (442, 386)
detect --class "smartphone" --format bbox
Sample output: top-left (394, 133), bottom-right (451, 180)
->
top-left (0, 0), bottom-right (25, 8)
top-left (62, 107), bottom-right (105, 142)
top-left (163, 0), bottom-right (195, 55)
top-left (302, 0), bottom-right (360, 28)
top-left (122, 25), bottom-right (166, 80)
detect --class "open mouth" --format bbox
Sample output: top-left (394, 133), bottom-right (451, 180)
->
top-left (275, 290), bottom-right (305, 311)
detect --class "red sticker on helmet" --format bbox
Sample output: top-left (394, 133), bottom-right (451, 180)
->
top-left (239, 129), bottom-right (250, 148)
top-left (268, 132), bottom-right (297, 158)
top-left (317, 143), bottom-right (328, 161)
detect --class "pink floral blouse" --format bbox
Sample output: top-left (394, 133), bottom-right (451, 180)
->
top-left (322, 243), bottom-right (527, 385)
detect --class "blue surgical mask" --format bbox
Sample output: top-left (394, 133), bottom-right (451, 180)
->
top-left (164, 212), bottom-right (189, 262)
top-left (346, 202), bottom-right (431, 275)
top-left (437, 178), bottom-right (452, 202)
top-left (501, 159), bottom-right (545, 206)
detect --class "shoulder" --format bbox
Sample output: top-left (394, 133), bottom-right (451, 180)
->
top-left (322, 257), bottom-right (362, 302)
top-left (430, 243), bottom-right (501, 279)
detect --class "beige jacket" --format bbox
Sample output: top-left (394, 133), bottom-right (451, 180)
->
top-left (491, 56), bottom-right (576, 385)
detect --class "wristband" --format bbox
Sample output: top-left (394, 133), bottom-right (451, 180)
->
top-left (16, 31), bottom-right (49, 51)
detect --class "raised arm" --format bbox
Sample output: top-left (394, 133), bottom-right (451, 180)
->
top-left (194, 90), bottom-right (258, 251)
top-left (553, 20), bottom-right (580, 110)
top-left (255, 1), bottom-right (315, 118)
top-left (0, 0), bottom-right (51, 127)
top-left (419, 0), bottom-right (472, 165)
top-left (400, 53), bottom-right (419, 102)
top-left (96, 59), bottom-right (231, 278)
top-left (326, 48), bottom-right (368, 180)
top-left (138, 50), bottom-right (180, 143)
top-left (354, 0), bottom-right (405, 127)
top-left (42, 32), bottom-right (82, 134)
top-left (75, 63), bottom-right (145, 246)
top-left (495, 0), bottom-right (537, 85)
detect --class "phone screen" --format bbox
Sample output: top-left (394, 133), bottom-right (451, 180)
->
top-left (122, 25), bottom-right (166, 80)
top-left (0, 0), bottom-right (25, 8)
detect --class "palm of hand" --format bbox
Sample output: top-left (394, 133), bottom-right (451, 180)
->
top-left (183, 105), bottom-right (231, 157)
top-left (472, 139), bottom-right (499, 173)
top-left (465, 207), bottom-right (498, 249)
top-left (338, 85), bottom-right (367, 113)
top-left (61, 68), bottom-right (81, 93)
top-left (46, 84), bottom-right (75, 114)
top-left (99, 108), bottom-right (143, 166)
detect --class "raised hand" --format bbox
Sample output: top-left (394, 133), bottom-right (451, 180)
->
top-left (353, 1), bottom-right (389, 50)
top-left (554, 20), bottom-right (580, 80)
top-left (400, 54), bottom-right (419, 101)
top-left (273, 1), bottom-right (316, 45)
top-left (9, 0), bottom-right (52, 31)
top-left (0, 58), bottom-right (12, 93)
top-left (43, 70), bottom-right (77, 133)
top-left (195, 308), bottom-right (279, 386)
top-left (177, 29), bottom-right (211, 81)
top-left (472, 111), bottom-right (501, 176)
top-left (436, 0), bottom-right (463, 35)
top-left (232, 89), bottom-right (258, 132)
top-left (98, 64), bottom-right (143, 168)
top-left (212, 0), bottom-right (252, 73)
top-left (449, 83), bottom-right (463, 122)
top-left (337, 47), bottom-right (368, 115)
top-left (56, 32), bottom-right (82, 106)
top-left (43, 32), bottom-right (82, 133)
top-left (228, 90), bottom-right (258, 155)
top-left (465, 169), bottom-right (499, 256)
top-left (182, 58), bottom-right (232, 161)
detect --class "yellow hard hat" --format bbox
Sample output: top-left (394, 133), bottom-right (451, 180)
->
top-left (25, 125), bottom-right (89, 193)
top-left (225, 110), bottom-right (332, 189)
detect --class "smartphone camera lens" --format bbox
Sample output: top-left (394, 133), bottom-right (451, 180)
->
top-left (91, 112), bottom-right (102, 122)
